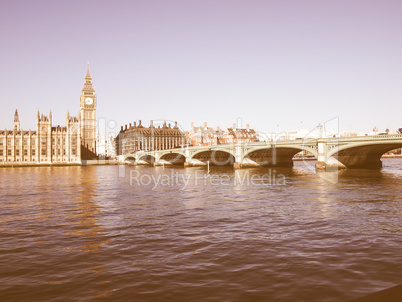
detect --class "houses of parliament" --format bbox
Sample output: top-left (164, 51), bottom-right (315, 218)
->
top-left (0, 65), bottom-right (98, 165)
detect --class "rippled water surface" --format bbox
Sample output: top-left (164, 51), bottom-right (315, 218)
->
top-left (1, 159), bottom-right (402, 301)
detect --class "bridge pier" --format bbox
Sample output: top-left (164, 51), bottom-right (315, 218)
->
top-left (184, 146), bottom-right (192, 167)
top-left (315, 139), bottom-right (348, 170)
top-left (184, 146), bottom-right (206, 167)
top-left (233, 157), bottom-right (261, 169)
top-left (315, 138), bottom-right (327, 170)
top-left (233, 162), bottom-right (242, 169)
top-left (233, 142), bottom-right (243, 169)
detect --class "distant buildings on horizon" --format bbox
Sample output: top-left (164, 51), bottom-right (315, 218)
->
top-left (188, 122), bottom-right (258, 146)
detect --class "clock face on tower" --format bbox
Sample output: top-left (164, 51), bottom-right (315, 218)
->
top-left (85, 97), bottom-right (93, 105)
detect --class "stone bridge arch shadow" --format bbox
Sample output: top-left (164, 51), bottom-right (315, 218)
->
top-left (189, 150), bottom-right (236, 166)
top-left (159, 152), bottom-right (186, 165)
top-left (243, 146), bottom-right (317, 168)
top-left (138, 155), bottom-right (156, 165)
top-left (327, 142), bottom-right (402, 169)
top-left (124, 156), bottom-right (137, 165)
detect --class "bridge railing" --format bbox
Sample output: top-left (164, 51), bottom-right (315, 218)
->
top-left (325, 134), bottom-right (402, 143)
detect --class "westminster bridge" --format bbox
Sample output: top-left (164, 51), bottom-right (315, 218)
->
top-left (121, 134), bottom-right (402, 169)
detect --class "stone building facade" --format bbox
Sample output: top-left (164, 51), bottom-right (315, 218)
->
top-left (0, 65), bottom-right (97, 165)
top-left (116, 121), bottom-right (185, 155)
top-left (189, 122), bottom-right (258, 146)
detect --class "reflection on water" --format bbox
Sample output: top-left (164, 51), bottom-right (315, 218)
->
top-left (0, 159), bottom-right (401, 301)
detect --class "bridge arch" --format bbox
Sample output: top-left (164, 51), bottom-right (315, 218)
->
top-left (124, 156), bottom-right (137, 164)
top-left (243, 145), bottom-right (317, 167)
top-left (160, 152), bottom-right (186, 165)
top-left (138, 154), bottom-right (156, 165)
top-left (190, 149), bottom-right (235, 166)
top-left (327, 141), bottom-right (402, 169)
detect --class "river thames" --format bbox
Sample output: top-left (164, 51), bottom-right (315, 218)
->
top-left (0, 159), bottom-right (401, 301)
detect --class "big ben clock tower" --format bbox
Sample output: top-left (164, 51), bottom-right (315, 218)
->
top-left (80, 63), bottom-right (97, 154)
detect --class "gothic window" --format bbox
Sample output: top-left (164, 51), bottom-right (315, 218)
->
top-left (41, 138), bottom-right (46, 146)
top-left (41, 149), bottom-right (46, 156)
top-left (7, 149), bottom-right (11, 156)
top-left (32, 149), bottom-right (36, 156)
top-left (0, 150), bottom-right (3, 156)
top-left (24, 150), bottom-right (28, 156)
top-left (16, 149), bottom-right (20, 156)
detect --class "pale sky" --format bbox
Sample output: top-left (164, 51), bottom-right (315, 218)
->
top-left (1, 0), bottom-right (401, 136)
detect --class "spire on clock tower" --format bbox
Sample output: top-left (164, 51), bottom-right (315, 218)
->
top-left (82, 63), bottom-right (95, 92)
top-left (85, 61), bottom-right (91, 79)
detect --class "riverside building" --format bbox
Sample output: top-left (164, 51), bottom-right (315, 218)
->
top-left (0, 65), bottom-right (98, 165)
top-left (116, 121), bottom-right (185, 155)
top-left (188, 122), bottom-right (258, 146)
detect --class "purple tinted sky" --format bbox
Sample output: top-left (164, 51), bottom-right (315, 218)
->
top-left (1, 0), bottom-right (401, 134)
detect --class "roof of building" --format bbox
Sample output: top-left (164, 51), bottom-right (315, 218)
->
top-left (191, 126), bottom-right (216, 136)
top-left (51, 126), bottom-right (67, 132)
top-left (0, 130), bottom-right (37, 136)
top-left (189, 125), bottom-right (257, 138)
top-left (121, 121), bottom-right (184, 138)
top-left (227, 128), bottom-right (257, 137)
